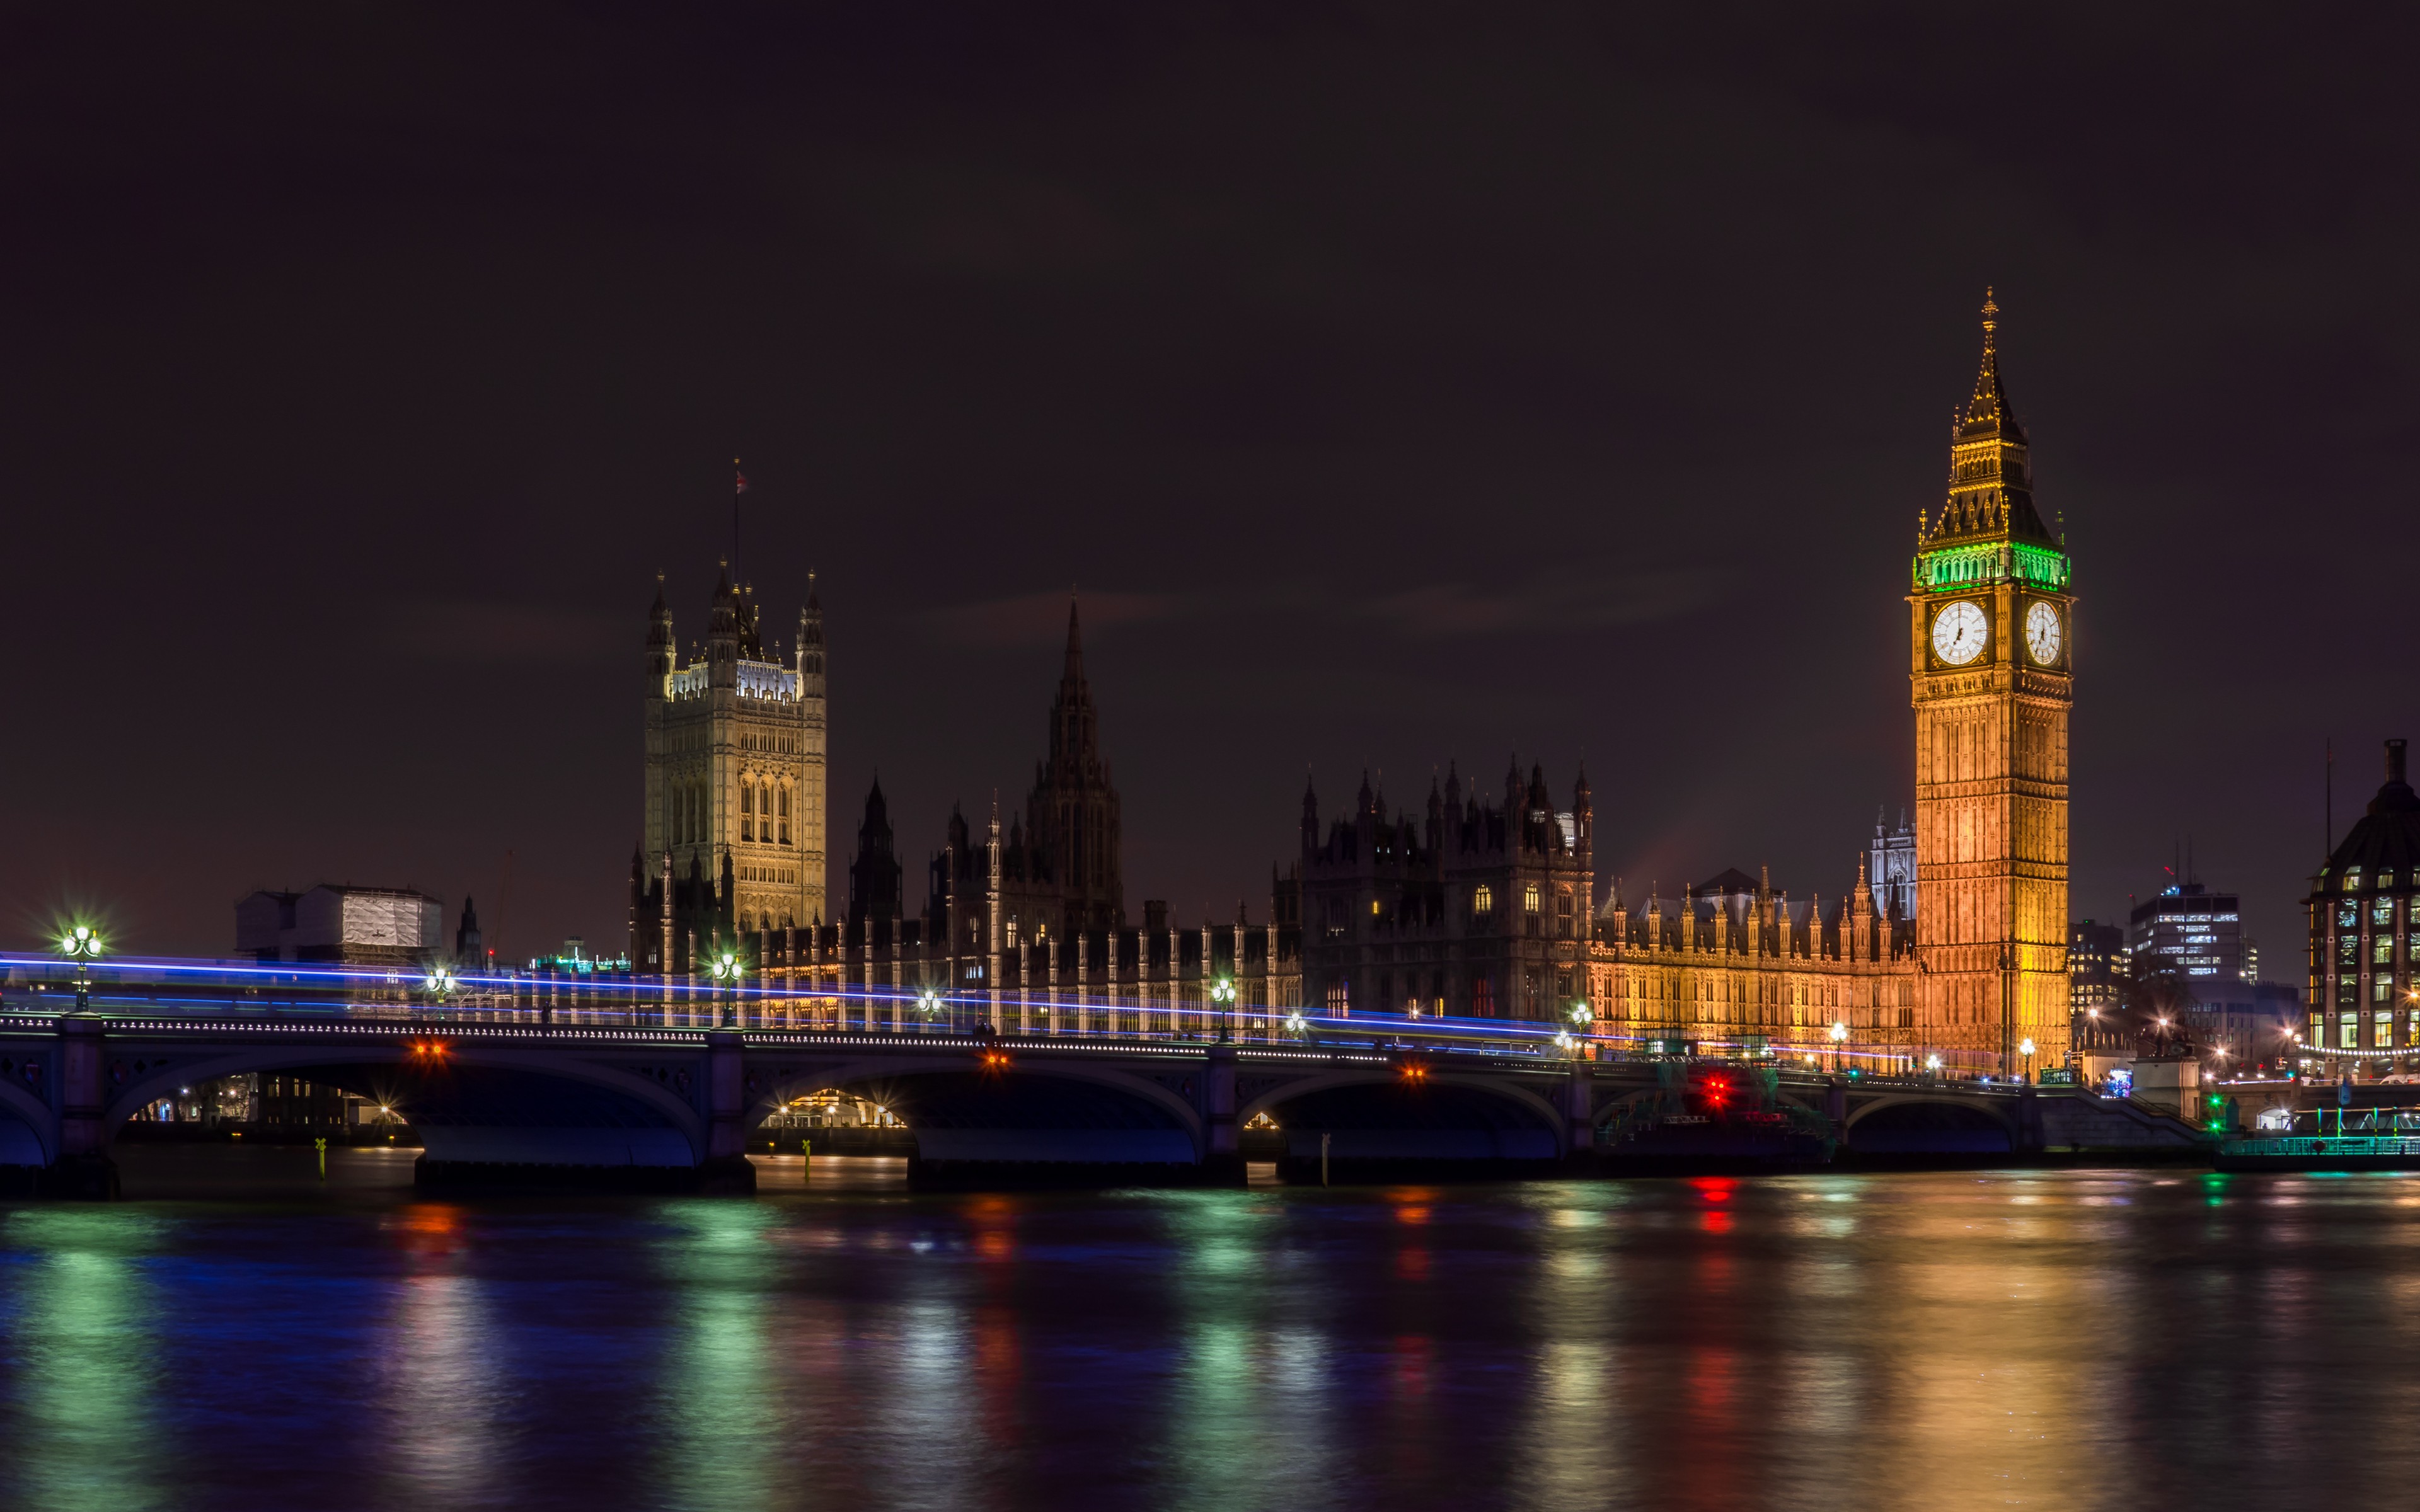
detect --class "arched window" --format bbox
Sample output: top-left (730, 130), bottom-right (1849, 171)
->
top-left (777, 784), bottom-right (791, 845)
top-left (1472, 973), bottom-right (1494, 1017)
top-left (740, 781), bottom-right (756, 843)
top-left (1472, 885), bottom-right (1494, 917)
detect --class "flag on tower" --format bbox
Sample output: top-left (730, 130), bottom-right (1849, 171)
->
top-left (734, 465), bottom-right (749, 494)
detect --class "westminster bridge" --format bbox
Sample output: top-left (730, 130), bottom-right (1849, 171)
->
top-left (0, 956), bottom-right (2213, 1196)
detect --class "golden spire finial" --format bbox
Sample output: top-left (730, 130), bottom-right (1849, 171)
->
top-left (1979, 286), bottom-right (1999, 350)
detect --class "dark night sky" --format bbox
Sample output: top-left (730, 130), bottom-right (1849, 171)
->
top-left (4, 3), bottom-right (2412, 970)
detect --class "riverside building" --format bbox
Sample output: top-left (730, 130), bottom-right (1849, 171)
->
top-left (2306, 740), bottom-right (2420, 1068)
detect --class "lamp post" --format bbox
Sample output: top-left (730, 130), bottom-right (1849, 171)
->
top-left (1829, 1019), bottom-right (1848, 1074)
top-left (1211, 976), bottom-right (1236, 1043)
top-left (1284, 1010), bottom-right (1308, 1045)
top-left (1925, 1053), bottom-right (1943, 1081)
top-left (2019, 1036), bottom-right (2037, 1084)
top-left (422, 965), bottom-right (456, 1019)
top-left (710, 951), bottom-right (740, 1028)
top-left (916, 986), bottom-right (943, 1034)
top-left (57, 924), bottom-right (103, 1011)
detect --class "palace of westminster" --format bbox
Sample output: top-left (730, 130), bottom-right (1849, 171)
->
top-left (625, 297), bottom-right (2075, 1072)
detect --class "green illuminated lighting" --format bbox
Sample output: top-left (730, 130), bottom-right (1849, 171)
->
top-left (1913, 540), bottom-right (2070, 593)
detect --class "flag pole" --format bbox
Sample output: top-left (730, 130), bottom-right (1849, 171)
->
top-left (732, 457), bottom-right (743, 584)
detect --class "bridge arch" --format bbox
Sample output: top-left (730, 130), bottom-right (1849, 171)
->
top-left (103, 1042), bottom-right (710, 1164)
top-left (1841, 1092), bottom-right (2015, 1154)
top-left (1841, 1092), bottom-right (2020, 1133)
top-left (0, 1076), bottom-right (55, 1164)
top-left (1238, 1067), bottom-right (1566, 1170)
top-left (755, 1053), bottom-right (1209, 1166)
top-left (1238, 1068), bottom-right (1564, 1135)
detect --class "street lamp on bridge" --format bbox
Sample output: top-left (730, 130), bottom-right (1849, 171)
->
top-left (57, 924), bottom-right (103, 1011)
top-left (422, 965), bottom-right (457, 1017)
top-left (2019, 1036), bottom-right (2037, 1084)
top-left (1828, 1019), bottom-right (1848, 1073)
top-left (1211, 976), bottom-right (1236, 1043)
top-left (710, 951), bottom-right (740, 1028)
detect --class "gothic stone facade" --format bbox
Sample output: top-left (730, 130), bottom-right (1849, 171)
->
top-left (1584, 295), bottom-right (2075, 1073)
top-left (1296, 763), bottom-right (1593, 1023)
top-left (628, 568), bottom-right (828, 972)
top-left (814, 598), bottom-right (1303, 1029)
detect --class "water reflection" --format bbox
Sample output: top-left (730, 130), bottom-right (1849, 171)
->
top-left (652, 1202), bottom-right (781, 1511)
top-left (1, 1210), bottom-right (166, 1512)
top-left (17, 1169), bottom-right (2420, 1507)
top-left (373, 1206), bottom-right (509, 1508)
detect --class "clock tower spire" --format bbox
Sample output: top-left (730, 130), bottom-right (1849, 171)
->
top-left (1908, 291), bottom-right (2074, 1074)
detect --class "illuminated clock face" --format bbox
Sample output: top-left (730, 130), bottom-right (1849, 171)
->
top-left (2025, 600), bottom-right (2062, 665)
top-left (1931, 600), bottom-right (1988, 665)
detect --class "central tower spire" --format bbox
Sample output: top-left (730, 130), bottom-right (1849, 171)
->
top-left (1915, 289), bottom-right (2069, 592)
top-left (1030, 593), bottom-right (1122, 932)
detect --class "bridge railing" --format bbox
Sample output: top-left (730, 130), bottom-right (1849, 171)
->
top-left (0, 952), bottom-right (2054, 1077)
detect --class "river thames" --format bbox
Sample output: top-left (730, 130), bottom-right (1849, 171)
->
top-left (2, 1152), bottom-right (2411, 1510)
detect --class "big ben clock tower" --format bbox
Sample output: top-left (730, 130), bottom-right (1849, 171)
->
top-left (1910, 291), bottom-right (2073, 1072)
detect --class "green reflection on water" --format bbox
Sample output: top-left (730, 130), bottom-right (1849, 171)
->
top-left (1161, 1192), bottom-right (1337, 1512)
top-left (650, 1200), bottom-right (780, 1511)
top-left (4, 1210), bottom-right (167, 1512)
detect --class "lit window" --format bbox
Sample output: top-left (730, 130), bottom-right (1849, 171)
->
top-left (2342, 1013), bottom-right (2360, 1048)
top-left (2377, 936), bottom-right (2394, 965)
top-left (1371, 900), bottom-right (1382, 917)
top-left (1524, 884), bottom-right (1542, 914)
top-left (1005, 920), bottom-right (1018, 948)
top-left (1473, 885), bottom-right (1494, 915)
top-left (2380, 1010), bottom-right (2396, 1047)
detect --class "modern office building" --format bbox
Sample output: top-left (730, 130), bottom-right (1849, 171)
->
top-left (2129, 885), bottom-right (2245, 983)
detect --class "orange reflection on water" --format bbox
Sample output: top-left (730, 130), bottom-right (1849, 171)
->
top-left (388, 1205), bottom-right (466, 1261)
top-left (974, 1304), bottom-right (1025, 1450)
top-left (1396, 1247), bottom-right (1431, 1281)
